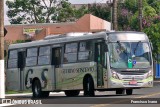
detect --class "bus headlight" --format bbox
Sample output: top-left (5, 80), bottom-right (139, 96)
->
top-left (146, 70), bottom-right (153, 78)
top-left (112, 71), bottom-right (120, 80)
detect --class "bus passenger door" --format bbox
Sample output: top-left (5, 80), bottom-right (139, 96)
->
top-left (95, 43), bottom-right (104, 87)
top-left (7, 51), bottom-right (25, 91)
top-left (52, 47), bottom-right (62, 89)
top-left (18, 51), bottom-right (25, 91)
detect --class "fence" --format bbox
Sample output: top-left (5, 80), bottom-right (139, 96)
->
top-left (156, 63), bottom-right (160, 78)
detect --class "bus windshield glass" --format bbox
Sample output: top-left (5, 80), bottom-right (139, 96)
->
top-left (108, 42), bottom-right (151, 68)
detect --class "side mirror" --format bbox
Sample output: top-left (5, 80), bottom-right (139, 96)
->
top-left (104, 44), bottom-right (108, 52)
top-left (150, 42), bottom-right (153, 50)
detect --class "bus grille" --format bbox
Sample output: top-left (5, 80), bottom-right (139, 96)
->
top-left (122, 77), bottom-right (143, 81)
top-left (119, 70), bottom-right (147, 75)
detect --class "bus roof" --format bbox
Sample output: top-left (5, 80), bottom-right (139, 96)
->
top-left (8, 31), bottom-right (149, 50)
top-left (8, 32), bottom-right (106, 49)
top-left (108, 31), bottom-right (149, 42)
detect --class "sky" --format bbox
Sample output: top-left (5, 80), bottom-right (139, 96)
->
top-left (4, 0), bottom-right (109, 25)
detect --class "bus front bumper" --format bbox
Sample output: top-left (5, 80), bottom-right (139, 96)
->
top-left (109, 77), bottom-right (153, 88)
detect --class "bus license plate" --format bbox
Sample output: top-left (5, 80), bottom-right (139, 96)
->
top-left (129, 80), bottom-right (137, 85)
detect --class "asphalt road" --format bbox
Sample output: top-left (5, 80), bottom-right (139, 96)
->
top-left (1, 81), bottom-right (160, 107)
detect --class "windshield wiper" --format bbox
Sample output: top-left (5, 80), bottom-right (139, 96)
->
top-left (134, 41), bottom-right (141, 54)
top-left (117, 41), bottom-right (128, 55)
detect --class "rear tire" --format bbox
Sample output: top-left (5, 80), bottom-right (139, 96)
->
top-left (32, 80), bottom-right (50, 98)
top-left (83, 76), bottom-right (95, 96)
top-left (116, 89), bottom-right (125, 94)
top-left (64, 90), bottom-right (80, 97)
top-left (32, 80), bottom-right (43, 98)
top-left (126, 89), bottom-right (133, 95)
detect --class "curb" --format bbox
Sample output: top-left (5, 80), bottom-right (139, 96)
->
top-left (154, 80), bottom-right (160, 82)
top-left (5, 91), bottom-right (84, 97)
top-left (5, 93), bottom-right (32, 97)
top-left (5, 92), bottom-right (64, 97)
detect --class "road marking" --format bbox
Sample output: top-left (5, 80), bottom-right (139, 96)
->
top-left (5, 93), bottom-right (32, 96)
top-left (135, 92), bottom-right (160, 98)
top-left (90, 92), bottom-right (160, 107)
top-left (0, 104), bottom-right (14, 107)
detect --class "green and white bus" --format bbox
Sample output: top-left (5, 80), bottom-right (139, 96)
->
top-left (6, 31), bottom-right (153, 98)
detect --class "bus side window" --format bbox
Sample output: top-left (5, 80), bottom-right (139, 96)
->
top-left (26, 48), bottom-right (38, 67)
top-left (8, 50), bottom-right (18, 68)
top-left (78, 41), bottom-right (93, 61)
top-left (63, 43), bottom-right (78, 63)
top-left (38, 46), bottom-right (51, 65)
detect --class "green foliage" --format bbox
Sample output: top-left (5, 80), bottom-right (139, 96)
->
top-left (74, 5), bottom-right (89, 19)
top-left (6, 0), bottom-right (88, 24)
top-left (123, 0), bottom-right (138, 13)
top-left (55, 1), bottom-right (88, 22)
top-left (147, 0), bottom-right (160, 14)
top-left (13, 40), bottom-right (31, 44)
top-left (55, 0), bottom-right (75, 22)
top-left (88, 4), bottom-right (111, 22)
top-left (143, 6), bottom-right (157, 17)
top-left (143, 23), bottom-right (160, 61)
top-left (129, 12), bottom-right (139, 31)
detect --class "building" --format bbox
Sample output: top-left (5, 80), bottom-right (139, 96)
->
top-left (5, 14), bottom-right (111, 44)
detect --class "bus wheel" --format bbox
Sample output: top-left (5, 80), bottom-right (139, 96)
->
top-left (116, 89), bottom-right (125, 94)
top-left (42, 91), bottom-right (50, 97)
top-left (64, 90), bottom-right (80, 97)
top-left (83, 77), bottom-right (95, 96)
top-left (32, 80), bottom-right (42, 98)
top-left (126, 89), bottom-right (133, 95)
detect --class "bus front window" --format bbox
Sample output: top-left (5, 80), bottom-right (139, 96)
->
top-left (108, 42), bottom-right (151, 69)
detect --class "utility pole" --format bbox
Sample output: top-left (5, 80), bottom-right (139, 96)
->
top-left (107, 0), bottom-right (113, 30)
top-left (138, 0), bottom-right (143, 31)
top-left (113, 0), bottom-right (118, 31)
top-left (0, 0), bottom-right (5, 98)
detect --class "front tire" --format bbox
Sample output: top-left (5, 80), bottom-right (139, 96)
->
top-left (32, 80), bottom-right (43, 98)
top-left (83, 76), bottom-right (95, 96)
top-left (126, 89), bottom-right (133, 95)
top-left (64, 90), bottom-right (80, 96)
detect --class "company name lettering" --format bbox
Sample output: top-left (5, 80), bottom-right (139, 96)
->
top-left (62, 67), bottom-right (95, 73)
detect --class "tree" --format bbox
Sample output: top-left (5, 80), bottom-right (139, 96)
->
top-left (88, 3), bottom-right (111, 22)
top-left (147, 0), bottom-right (160, 15)
top-left (54, 1), bottom-right (88, 22)
top-left (143, 22), bottom-right (160, 62)
top-left (6, 0), bottom-right (85, 24)
top-left (6, 0), bottom-right (62, 24)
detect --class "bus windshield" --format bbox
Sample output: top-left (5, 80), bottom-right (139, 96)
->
top-left (108, 42), bottom-right (151, 69)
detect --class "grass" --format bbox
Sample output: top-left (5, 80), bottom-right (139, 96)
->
top-left (5, 90), bottom-right (32, 94)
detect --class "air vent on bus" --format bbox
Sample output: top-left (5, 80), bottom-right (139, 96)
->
top-left (119, 70), bottom-right (147, 75)
top-left (44, 34), bottom-right (66, 40)
top-left (44, 32), bottom-right (92, 40)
